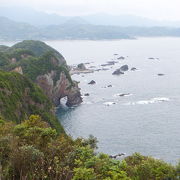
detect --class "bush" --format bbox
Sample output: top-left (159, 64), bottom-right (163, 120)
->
top-left (0, 116), bottom-right (179, 180)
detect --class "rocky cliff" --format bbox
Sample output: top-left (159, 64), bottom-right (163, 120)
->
top-left (36, 71), bottom-right (82, 106)
top-left (0, 40), bottom-right (82, 107)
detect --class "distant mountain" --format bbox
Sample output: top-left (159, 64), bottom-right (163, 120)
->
top-left (41, 24), bottom-right (131, 40)
top-left (41, 24), bottom-right (180, 39)
top-left (1, 15), bottom-right (180, 41)
top-left (63, 17), bottom-right (89, 25)
top-left (0, 16), bottom-right (41, 40)
top-left (1, 7), bottom-right (180, 27)
top-left (0, 16), bottom-right (131, 40)
top-left (1, 6), bottom-right (180, 28)
top-left (0, 7), bottom-right (69, 26)
top-left (82, 14), bottom-right (180, 27)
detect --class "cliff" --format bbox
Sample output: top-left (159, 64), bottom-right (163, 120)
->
top-left (0, 40), bottom-right (82, 107)
top-left (0, 70), bottom-right (64, 132)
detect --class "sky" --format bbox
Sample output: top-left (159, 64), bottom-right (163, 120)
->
top-left (1, 0), bottom-right (180, 20)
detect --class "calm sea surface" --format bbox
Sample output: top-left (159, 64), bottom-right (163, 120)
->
top-left (1, 38), bottom-right (180, 164)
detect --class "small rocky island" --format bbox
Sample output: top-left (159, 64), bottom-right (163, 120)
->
top-left (70, 63), bottom-right (94, 75)
top-left (112, 65), bottom-right (129, 75)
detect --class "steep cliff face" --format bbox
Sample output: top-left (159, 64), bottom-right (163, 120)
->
top-left (36, 70), bottom-right (82, 107)
top-left (0, 40), bottom-right (82, 107)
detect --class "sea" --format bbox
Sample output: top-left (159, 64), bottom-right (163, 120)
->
top-left (1, 37), bottom-right (180, 164)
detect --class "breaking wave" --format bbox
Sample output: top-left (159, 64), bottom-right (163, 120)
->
top-left (125, 97), bottom-right (170, 105)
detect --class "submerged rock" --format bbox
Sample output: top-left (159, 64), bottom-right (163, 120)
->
top-left (101, 64), bottom-right (110, 67)
top-left (103, 102), bottom-right (116, 106)
top-left (157, 73), bottom-right (165, 76)
top-left (84, 93), bottom-right (90, 96)
top-left (101, 68), bottom-right (109, 71)
top-left (101, 61), bottom-right (118, 67)
top-left (89, 66), bottom-right (96, 68)
top-left (88, 80), bottom-right (96, 85)
top-left (77, 63), bottom-right (86, 70)
top-left (120, 65), bottom-right (129, 71)
top-left (119, 93), bottom-right (130, 97)
top-left (112, 69), bottom-right (124, 75)
top-left (117, 56), bottom-right (125, 60)
top-left (131, 67), bottom-right (137, 71)
top-left (107, 61), bottom-right (118, 64)
top-left (94, 69), bottom-right (101, 72)
top-left (107, 85), bottom-right (112, 87)
top-left (148, 57), bottom-right (159, 60)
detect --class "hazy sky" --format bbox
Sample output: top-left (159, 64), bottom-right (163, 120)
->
top-left (1, 0), bottom-right (180, 20)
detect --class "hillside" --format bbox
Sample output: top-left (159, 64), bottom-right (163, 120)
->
top-left (0, 70), bottom-right (64, 132)
top-left (41, 24), bottom-right (131, 40)
top-left (0, 16), bottom-right (41, 40)
top-left (0, 115), bottom-right (178, 179)
top-left (1, 15), bottom-right (180, 40)
top-left (0, 40), bottom-right (82, 107)
top-left (9, 40), bottom-right (66, 60)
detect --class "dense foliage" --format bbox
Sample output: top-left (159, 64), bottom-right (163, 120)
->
top-left (0, 71), bottom-right (63, 133)
top-left (0, 41), bottom-right (72, 84)
top-left (0, 40), bottom-right (76, 132)
top-left (0, 115), bottom-right (179, 180)
top-left (8, 40), bottom-right (65, 60)
top-left (0, 45), bottom-right (9, 52)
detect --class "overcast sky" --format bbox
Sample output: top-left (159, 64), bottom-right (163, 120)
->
top-left (1, 0), bottom-right (180, 20)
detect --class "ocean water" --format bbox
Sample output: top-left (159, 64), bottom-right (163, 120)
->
top-left (1, 38), bottom-right (180, 164)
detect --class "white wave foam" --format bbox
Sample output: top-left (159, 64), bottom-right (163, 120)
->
top-left (125, 97), bottom-right (170, 105)
top-left (82, 101), bottom-right (93, 105)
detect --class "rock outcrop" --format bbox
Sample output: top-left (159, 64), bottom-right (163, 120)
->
top-left (12, 66), bottom-right (23, 74)
top-left (36, 69), bottom-right (82, 107)
top-left (120, 65), bottom-right (129, 71)
top-left (131, 67), bottom-right (137, 71)
top-left (157, 73), bottom-right (165, 76)
top-left (77, 63), bottom-right (86, 70)
top-left (112, 69), bottom-right (124, 75)
top-left (117, 56), bottom-right (125, 60)
top-left (88, 80), bottom-right (96, 85)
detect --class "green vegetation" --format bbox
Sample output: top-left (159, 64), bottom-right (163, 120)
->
top-left (0, 40), bottom-right (179, 179)
top-left (0, 45), bottom-right (9, 52)
top-left (0, 40), bottom-right (75, 131)
top-left (0, 71), bottom-right (63, 133)
top-left (0, 52), bottom-right (10, 67)
top-left (0, 40), bottom-right (73, 84)
top-left (9, 40), bottom-right (65, 60)
top-left (0, 115), bottom-right (179, 179)
top-left (14, 52), bottom-right (72, 83)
